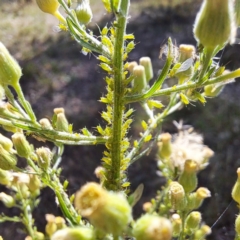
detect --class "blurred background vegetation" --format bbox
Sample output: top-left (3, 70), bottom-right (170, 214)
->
top-left (1, 0), bottom-right (240, 239)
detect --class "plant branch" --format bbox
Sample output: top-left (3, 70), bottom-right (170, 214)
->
top-left (124, 68), bottom-right (240, 103)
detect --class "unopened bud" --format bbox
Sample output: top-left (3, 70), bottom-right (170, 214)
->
top-left (169, 181), bottom-right (186, 210)
top-left (0, 192), bottom-right (15, 208)
top-left (179, 160), bottom-right (198, 193)
top-left (188, 187), bottom-right (211, 210)
top-left (0, 145), bottom-right (17, 170)
top-left (139, 57), bottom-right (153, 82)
top-left (54, 108), bottom-right (65, 114)
top-left (12, 132), bottom-right (32, 158)
top-left (176, 45), bottom-right (195, 83)
top-left (46, 214), bottom-right (57, 236)
top-left (51, 227), bottom-right (95, 240)
top-left (75, 0), bottom-right (93, 25)
top-left (133, 214), bottom-right (172, 240)
top-left (185, 211), bottom-right (201, 232)
top-left (36, 147), bottom-right (53, 170)
top-left (158, 133), bottom-right (172, 159)
top-left (28, 174), bottom-right (41, 194)
top-left (0, 169), bottom-right (12, 185)
top-left (36, 0), bottom-right (60, 14)
top-left (171, 214), bottom-right (182, 237)
top-left (56, 112), bottom-right (69, 132)
top-left (193, 0), bottom-right (235, 48)
top-left (74, 182), bottom-right (132, 234)
top-left (36, 0), bottom-right (66, 23)
top-left (204, 82), bottom-right (226, 97)
top-left (132, 65), bottom-right (147, 93)
top-left (55, 217), bottom-right (66, 230)
top-left (232, 168), bottom-right (240, 204)
top-left (128, 61), bottom-right (138, 74)
top-left (0, 134), bottom-right (13, 152)
top-left (0, 42), bottom-right (22, 88)
top-left (39, 118), bottom-right (53, 130)
top-left (235, 214), bottom-right (240, 236)
top-left (194, 225), bottom-right (211, 239)
top-left (143, 202), bottom-right (152, 212)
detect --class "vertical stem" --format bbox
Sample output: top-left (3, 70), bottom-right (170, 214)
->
top-left (105, 0), bottom-right (129, 191)
top-left (198, 47), bottom-right (214, 83)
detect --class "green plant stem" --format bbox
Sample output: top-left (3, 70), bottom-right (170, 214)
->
top-left (179, 211), bottom-right (187, 240)
top-left (128, 95), bottom-right (181, 163)
top-left (0, 116), bottom-right (108, 145)
top-left (14, 83), bottom-right (38, 123)
top-left (124, 68), bottom-right (240, 103)
top-left (17, 185), bottom-right (36, 240)
top-left (4, 86), bottom-right (30, 120)
top-left (141, 102), bottom-right (154, 121)
top-left (58, 0), bottom-right (110, 57)
top-left (22, 203), bottom-right (36, 240)
top-left (105, 0), bottom-right (129, 191)
top-left (45, 172), bottom-right (81, 225)
top-left (198, 47), bottom-right (214, 83)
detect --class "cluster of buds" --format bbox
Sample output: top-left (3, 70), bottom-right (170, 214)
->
top-left (128, 56), bottom-right (153, 93)
top-left (74, 182), bottom-right (132, 234)
top-left (0, 171), bottom-right (41, 208)
top-left (45, 214), bottom-right (67, 237)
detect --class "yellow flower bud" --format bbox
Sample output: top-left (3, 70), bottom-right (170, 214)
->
top-left (171, 214), bottom-right (182, 237)
top-left (175, 44), bottom-right (195, 83)
top-left (132, 65), bottom-right (147, 93)
top-left (139, 57), bottom-right (153, 82)
top-left (179, 160), bottom-right (198, 193)
top-left (0, 42), bottom-right (22, 88)
top-left (194, 225), bottom-right (211, 239)
top-left (36, 0), bottom-right (66, 23)
top-left (74, 182), bottom-right (132, 234)
top-left (168, 181), bottom-right (186, 211)
top-left (0, 192), bottom-right (15, 208)
top-left (56, 112), bottom-right (69, 132)
top-left (185, 211), bottom-right (201, 232)
top-left (39, 118), bottom-right (53, 130)
top-left (133, 214), bottom-right (172, 240)
top-left (0, 145), bottom-right (17, 170)
top-left (193, 0), bottom-right (235, 49)
top-left (0, 134), bottom-right (13, 152)
top-left (0, 169), bottom-right (12, 185)
top-left (235, 214), bottom-right (240, 236)
top-left (36, 0), bottom-right (60, 14)
top-left (188, 187), bottom-right (211, 210)
top-left (128, 61), bottom-right (138, 74)
top-left (158, 133), bottom-right (172, 159)
top-left (51, 227), bottom-right (95, 240)
top-left (75, 0), bottom-right (93, 25)
top-left (232, 168), bottom-right (240, 204)
top-left (12, 132), bottom-right (32, 158)
top-left (28, 174), bottom-right (41, 195)
top-left (36, 147), bottom-right (53, 170)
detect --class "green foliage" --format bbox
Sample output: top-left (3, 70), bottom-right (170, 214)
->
top-left (0, 0), bottom-right (240, 239)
